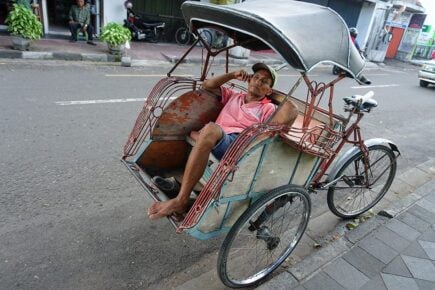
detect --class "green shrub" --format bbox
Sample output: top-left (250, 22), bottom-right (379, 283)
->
top-left (100, 22), bottom-right (132, 46)
top-left (6, 4), bottom-right (43, 40)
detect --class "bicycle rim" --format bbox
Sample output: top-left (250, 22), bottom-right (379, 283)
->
top-left (327, 145), bottom-right (396, 218)
top-left (218, 185), bottom-right (310, 288)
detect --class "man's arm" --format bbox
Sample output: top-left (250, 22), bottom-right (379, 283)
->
top-left (202, 70), bottom-right (250, 96)
top-left (68, 6), bottom-right (75, 23)
top-left (83, 7), bottom-right (90, 26)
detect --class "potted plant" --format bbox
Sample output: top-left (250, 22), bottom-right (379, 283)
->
top-left (6, 4), bottom-right (43, 51)
top-left (100, 22), bottom-right (132, 55)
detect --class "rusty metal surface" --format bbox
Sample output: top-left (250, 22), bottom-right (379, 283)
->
top-left (153, 90), bottom-right (223, 137)
top-left (136, 140), bottom-right (190, 170)
top-left (123, 77), bottom-right (199, 159)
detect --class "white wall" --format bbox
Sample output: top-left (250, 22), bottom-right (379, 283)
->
top-left (103, 3), bottom-right (125, 26)
top-left (357, 1), bottom-right (376, 50)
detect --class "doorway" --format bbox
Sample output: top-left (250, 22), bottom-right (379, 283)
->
top-left (41, 0), bottom-right (100, 36)
top-left (386, 27), bottom-right (405, 59)
top-left (46, 0), bottom-right (72, 35)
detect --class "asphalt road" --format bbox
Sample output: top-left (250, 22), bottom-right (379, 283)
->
top-left (0, 59), bottom-right (434, 289)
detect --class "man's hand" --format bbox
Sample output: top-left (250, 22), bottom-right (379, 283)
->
top-left (232, 70), bottom-right (251, 82)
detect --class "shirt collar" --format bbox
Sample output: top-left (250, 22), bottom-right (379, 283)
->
top-left (261, 97), bottom-right (272, 104)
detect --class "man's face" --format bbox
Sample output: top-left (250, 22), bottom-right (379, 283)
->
top-left (77, 0), bottom-right (85, 7)
top-left (247, 69), bottom-right (273, 100)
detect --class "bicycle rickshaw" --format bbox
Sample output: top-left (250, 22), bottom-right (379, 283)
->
top-left (121, 0), bottom-right (400, 287)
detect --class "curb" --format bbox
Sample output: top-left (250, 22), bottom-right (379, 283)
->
top-left (0, 49), bottom-right (122, 63)
top-left (0, 49), bottom-right (293, 67)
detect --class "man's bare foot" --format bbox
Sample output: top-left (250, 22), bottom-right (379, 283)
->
top-left (147, 198), bottom-right (188, 220)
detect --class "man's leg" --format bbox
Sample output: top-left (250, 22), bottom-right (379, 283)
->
top-left (69, 22), bottom-right (79, 41)
top-left (148, 123), bottom-right (223, 220)
top-left (86, 24), bottom-right (97, 45)
top-left (86, 24), bottom-right (94, 40)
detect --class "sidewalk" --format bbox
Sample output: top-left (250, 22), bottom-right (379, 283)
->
top-left (259, 158), bottom-right (435, 290)
top-left (0, 33), bottom-right (284, 66)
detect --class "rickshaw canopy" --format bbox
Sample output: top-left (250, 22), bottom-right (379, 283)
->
top-left (181, 0), bottom-right (365, 77)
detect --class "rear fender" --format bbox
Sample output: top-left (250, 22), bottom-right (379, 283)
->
top-left (326, 138), bottom-right (400, 182)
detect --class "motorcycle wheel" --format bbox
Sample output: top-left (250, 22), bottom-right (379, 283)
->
top-left (149, 30), bottom-right (162, 43)
top-left (175, 27), bottom-right (191, 45)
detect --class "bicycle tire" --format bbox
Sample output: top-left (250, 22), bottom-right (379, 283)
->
top-left (327, 144), bottom-right (397, 219)
top-left (175, 27), bottom-right (191, 45)
top-left (217, 185), bottom-right (311, 288)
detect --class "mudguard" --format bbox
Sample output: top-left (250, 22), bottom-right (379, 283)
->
top-left (326, 138), bottom-right (400, 182)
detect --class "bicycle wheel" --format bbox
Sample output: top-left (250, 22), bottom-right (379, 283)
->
top-left (175, 27), bottom-right (191, 45)
top-left (196, 29), bottom-right (213, 47)
top-left (327, 144), bottom-right (397, 219)
top-left (217, 185), bottom-right (311, 288)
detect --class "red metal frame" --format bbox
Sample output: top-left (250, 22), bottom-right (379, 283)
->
top-left (122, 54), bottom-right (376, 232)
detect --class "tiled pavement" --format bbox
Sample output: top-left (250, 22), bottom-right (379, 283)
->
top-left (259, 167), bottom-right (435, 290)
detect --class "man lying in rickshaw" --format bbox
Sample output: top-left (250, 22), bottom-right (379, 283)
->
top-left (147, 63), bottom-right (298, 220)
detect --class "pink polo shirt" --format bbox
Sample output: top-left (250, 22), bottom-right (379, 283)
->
top-left (215, 87), bottom-right (276, 134)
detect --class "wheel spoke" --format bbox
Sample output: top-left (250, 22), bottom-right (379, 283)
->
top-left (327, 146), bottom-right (396, 218)
top-left (218, 186), bottom-right (310, 287)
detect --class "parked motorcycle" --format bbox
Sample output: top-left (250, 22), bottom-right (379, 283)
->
top-left (123, 3), bottom-right (165, 43)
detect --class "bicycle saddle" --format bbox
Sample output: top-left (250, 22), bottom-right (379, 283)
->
top-left (344, 91), bottom-right (378, 112)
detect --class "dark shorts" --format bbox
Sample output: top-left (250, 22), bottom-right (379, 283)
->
top-left (212, 132), bottom-right (239, 160)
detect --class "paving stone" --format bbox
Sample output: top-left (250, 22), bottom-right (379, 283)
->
top-left (359, 274), bottom-right (388, 290)
top-left (420, 228), bottom-right (435, 243)
top-left (82, 53), bottom-right (108, 62)
top-left (291, 286), bottom-right (305, 290)
top-left (381, 273), bottom-right (419, 290)
top-left (402, 240), bottom-right (430, 259)
top-left (407, 205), bottom-right (435, 224)
top-left (402, 255), bottom-right (435, 282)
top-left (378, 193), bottom-right (421, 218)
top-left (290, 234), bottom-right (318, 264)
top-left (0, 50), bottom-right (22, 58)
top-left (385, 219), bottom-right (421, 241)
top-left (417, 199), bottom-right (435, 215)
top-left (256, 271), bottom-right (298, 290)
top-left (288, 239), bottom-right (350, 280)
top-left (397, 212), bottom-right (431, 233)
top-left (374, 226), bottom-right (411, 252)
top-left (22, 51), bottom-right (53, 59)
top-left (419, 240), bottom-right (435, 260)
top-left (414, 180), bottom-right (435, 198)
top-left (345, 216), bottom-right (389, 244)
top-left (415, 279), bottom-right (435, 290)
top-left (301, 272), bottom-right (345, 290)
top-left (52, 52), bottom-right (83, 61)
top-left (427, 193), bottom-right (435, 205)
top-left (342, 246), bottom-right (385, 278)
top-left (388, 178), bottom-right (415, 197)
top-left (358, 234), bottom-right (398, 264)
top-left (398, 167), bottom-right (432, 189)
top-left (382, 255), bottom-right (412, 278)
top-left (305, 211), bottom-right (342, 240)
top-left (323, 257), bottom-right (369, 289)
top-left (416, 159), bottom-right (435, 177)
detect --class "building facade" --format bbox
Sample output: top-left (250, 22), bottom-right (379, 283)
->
top-left (0, 0), bottom-right (428, 61)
